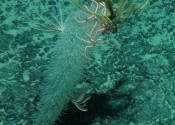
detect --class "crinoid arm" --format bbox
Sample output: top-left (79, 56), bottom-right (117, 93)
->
top-left (76, 30), bottom-right (103, 59)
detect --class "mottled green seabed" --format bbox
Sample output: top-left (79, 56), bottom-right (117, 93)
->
top-left (0, 0), bottom-right (175, 125)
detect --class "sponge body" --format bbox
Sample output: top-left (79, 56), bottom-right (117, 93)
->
top-left (34, 14), bottom-right (90, 125)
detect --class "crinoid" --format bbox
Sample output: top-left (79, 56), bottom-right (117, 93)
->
top-left (68, 0), bottom-right (161, 34)
top-left (34, 0), bottom-right (70, 32)
top-left (69, 0), bottom-right (112, 35)
top-left (112, 0), bottom-right (161, 23)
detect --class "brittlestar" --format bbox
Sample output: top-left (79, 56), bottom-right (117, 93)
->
top-left (76, 31), bottom-right (103, 59)
top-left (74, 0), bottom-right (107, 36)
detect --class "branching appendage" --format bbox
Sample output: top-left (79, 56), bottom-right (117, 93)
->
top-left (73, 0), bottom-right (107, 59)
top-left (74, 0), bottom-right (108, 36)
top-left (74, 0), bottom-right (116, 59)
top-left (76, 31), bottom-right (103, 59)
top-left (71, 0), bottom-right (160, 35)
top-left (73, 0), bottom-right (160, 59)
top-left (70, 82), bottom-right (92, 111)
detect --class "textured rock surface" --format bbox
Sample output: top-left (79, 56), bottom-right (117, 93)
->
top-left (0, 0), bottom-right (175, 125)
